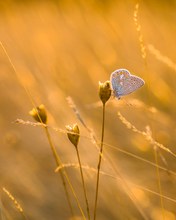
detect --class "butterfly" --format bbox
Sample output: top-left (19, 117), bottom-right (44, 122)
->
top-left (110, 69), bottom-right (145, 99)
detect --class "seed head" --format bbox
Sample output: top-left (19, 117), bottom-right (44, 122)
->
top-left (99, 81), bottom-right (111, 104)
top-left (66, 124), bottom-right (80, 148)
top-left (29, 104), bottom-right (47, 124)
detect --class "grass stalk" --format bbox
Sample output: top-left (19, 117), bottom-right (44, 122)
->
top-left (154, 147), bottom-right (165, 220)
top-left (75, 147), bottom-right (91, 220)
top-left (2, 187), bottom-right (28, 220)
top-left (45, 126), bottom-right (87, 220)
top-left (93, 103), bottom-right (106, 220)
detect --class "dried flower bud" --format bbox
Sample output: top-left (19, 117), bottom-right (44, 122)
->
top-left (99, 81), bottom-right (111, 104)
top-left (66, 124), bottom-right (80, 148)
top-left (29, 104), bottom-right (47, 124)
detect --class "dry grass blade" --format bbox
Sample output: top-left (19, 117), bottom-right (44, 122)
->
top-left (148, 44), bottom-right (176, 72)
top-left (2, 188), bottom-right (27, 220)
top-left (104, 142), bottom-right (176, 178)
top-left (0, 198), bottom-right (6, 220)
top-left (66, 96), bottom-right (98, 146)
top-left (117, 112), bottom-right (176, 158)
top-left (55, 163), bottom-right (176, 204)
top-left (134, 3), bottom-right (147, 60)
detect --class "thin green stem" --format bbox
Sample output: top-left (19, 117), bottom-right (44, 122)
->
top-left (76, 147), bottom-right (91, 220)
top-left (93, 103), bottom-right (106, 220)
top-left (45, 127), bottom-right (87, 220)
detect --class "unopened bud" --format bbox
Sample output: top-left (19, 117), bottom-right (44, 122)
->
top-left (99, 81), bottom-right (111, 104)
top-left (66, 124), bottom-right (80, 148)
top-left (29, 104), bottom-right (47, 124)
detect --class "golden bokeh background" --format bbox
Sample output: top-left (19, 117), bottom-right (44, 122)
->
top-left (1, 1), bottom-right (176, 219)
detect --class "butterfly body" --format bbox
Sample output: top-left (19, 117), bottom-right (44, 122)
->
top-left (110, 69), bottom-right (145, 99)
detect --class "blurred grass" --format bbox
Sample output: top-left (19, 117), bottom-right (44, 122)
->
top-left (1, 0), bottom-right (176, 219)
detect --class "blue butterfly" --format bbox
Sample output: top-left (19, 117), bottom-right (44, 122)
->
top-left (110, 69), bottom-right (145, 99)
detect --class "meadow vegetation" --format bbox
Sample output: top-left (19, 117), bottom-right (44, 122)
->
top-left (1, 1), bottom-right (176, 219)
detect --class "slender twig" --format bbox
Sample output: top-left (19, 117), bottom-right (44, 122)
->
top-left (93, 103), bottom-right (106, 220)
top-left (75, 147), bottom-right (91, 220)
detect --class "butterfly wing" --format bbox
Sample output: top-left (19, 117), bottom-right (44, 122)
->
top-left (119, 74), bottom-right (145, 96)
top-left (110, 69), bottom-right (145, 98)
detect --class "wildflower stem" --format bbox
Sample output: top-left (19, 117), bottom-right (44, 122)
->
top-left (45, 127), bottom-right (86, 220)
top-left (93, 103), bottom-right (106, 220)
top-left (75, 147), bottom-right (91, 220)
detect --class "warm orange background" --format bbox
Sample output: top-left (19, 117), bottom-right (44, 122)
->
top-left (1, 1), bottom-right (176, 219)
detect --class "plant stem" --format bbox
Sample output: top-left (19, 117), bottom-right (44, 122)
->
top-left (93, 103), bottom-right (106, 220)
top-left (45, 127), bottom-right (87, 220)
top-left (0, 40), bottom-right (86, 220)
top-left (76, 147), bottom-right (91, 220)
top-left (154, 147), bottom-right (165, 220)
top-left (21, 211), bottom-right (28, 220)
